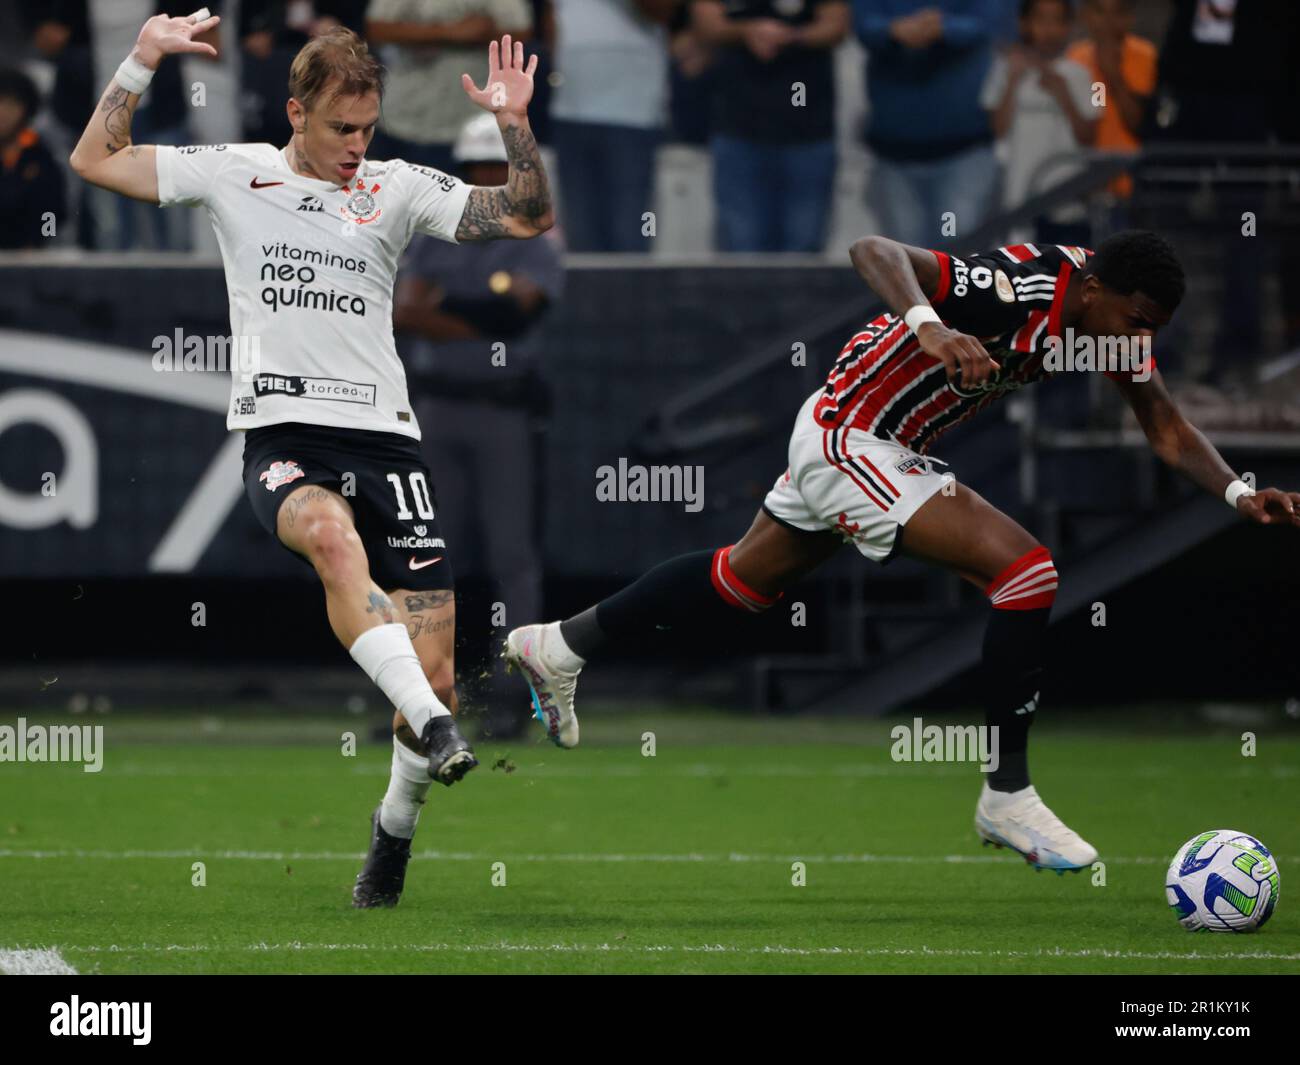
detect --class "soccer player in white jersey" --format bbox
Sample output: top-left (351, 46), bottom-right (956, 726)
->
top-left (69, 10), bottom-right (554, 907)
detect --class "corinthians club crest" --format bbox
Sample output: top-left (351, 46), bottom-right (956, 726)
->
top-left (341, 179), bottom-right (382, 225)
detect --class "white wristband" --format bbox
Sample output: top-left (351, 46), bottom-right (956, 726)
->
top-left (1225, 479), bottom-right (1255, 509)
top-left (904, 304), bottom-right (942, 334)
top-left (115, 54), bottom-right (155, 96)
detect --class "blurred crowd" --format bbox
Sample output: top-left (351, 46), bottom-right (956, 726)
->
top-left (1, 0), bottom-right (1298, 253)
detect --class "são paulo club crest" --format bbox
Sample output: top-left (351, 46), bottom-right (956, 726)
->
top-left (341, 179), bottom-right (382, 225)
top-left (259, 459), bottom-right (305, 491)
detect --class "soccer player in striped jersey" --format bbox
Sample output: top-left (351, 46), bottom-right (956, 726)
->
top-left (507, 231), bottom-right (1300, 873)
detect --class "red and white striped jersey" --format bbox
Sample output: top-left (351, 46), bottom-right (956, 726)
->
top-left (814, 242), bottom-right (1093, 454)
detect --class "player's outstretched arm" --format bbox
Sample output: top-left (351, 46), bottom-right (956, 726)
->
top-left (456, 35), bottom-right (554, 241)
top-left (849, 234), bottom-right (1000, 390)
top-left (68, 10), bottom-right (220, 203)
top-left (1109, 369), bottom-right (1300, 527)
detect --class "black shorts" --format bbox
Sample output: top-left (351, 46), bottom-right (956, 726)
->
top-left (241, 422), bottom-right (454, 593)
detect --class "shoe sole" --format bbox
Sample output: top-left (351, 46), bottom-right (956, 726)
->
top-left (432, 749), bottom-right (478, 786)
top-left (975, 820), bottom-right (1092, 875)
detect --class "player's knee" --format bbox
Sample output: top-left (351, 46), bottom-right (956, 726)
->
top-left (302, 517), bottom-right (364, 581)
top-left (710, 545), bottom-right (783, 613)
top-left (985, 544), bottom-right (1058, 610)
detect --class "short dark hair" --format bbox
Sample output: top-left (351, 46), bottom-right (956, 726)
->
top-left (0, 68), bottom-right (40, 127)
top-left (1086, 230), bottom-right (1186, 311)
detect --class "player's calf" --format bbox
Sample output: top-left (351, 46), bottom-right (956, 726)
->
top-left (982, 544), bottom-right (1057, 793)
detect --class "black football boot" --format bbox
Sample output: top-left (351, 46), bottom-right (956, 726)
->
top-left (352, 806), bottom-right (413, 908)
top-left (422, 715), bottom-right (478, 785)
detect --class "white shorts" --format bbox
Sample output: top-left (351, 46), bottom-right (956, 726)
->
top-left (762, 391), bottom-right (956, 563)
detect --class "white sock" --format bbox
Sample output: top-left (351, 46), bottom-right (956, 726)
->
top-left (349, 622), bottom-right (450, 737)
top-left (379, 737), bottom-right (432, 839)
top-left (545, 621), bottom-right (585, 672)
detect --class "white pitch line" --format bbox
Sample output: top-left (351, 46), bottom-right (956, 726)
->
top-left (60, 941), bottom-right (1300, 963)
top-left (80, 763), bottom-right (977, 779)
top-left (0, 948), bottom-right (78, 975)
top-left (0, 847), bottom-right (1294, 866)
top-left (29, 762), bottom-right (1300, 781)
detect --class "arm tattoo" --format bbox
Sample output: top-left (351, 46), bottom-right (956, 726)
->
top-left (100, 84), bottom-right (136, 155)
top-left (366, 591), bottom-right (396, 623)
top-left (455, 122), bottom-right (552, 241)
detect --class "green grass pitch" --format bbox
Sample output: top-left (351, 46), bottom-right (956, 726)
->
top-left (2, 706), bottom-right (1297, 974)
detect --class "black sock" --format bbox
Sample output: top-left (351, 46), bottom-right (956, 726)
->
top-left (558, 605), bottom-right (606, 660)
top-left (559, 548), bottom-right (772, 658)
top-left (982, 605), bottom-right (1049, 792)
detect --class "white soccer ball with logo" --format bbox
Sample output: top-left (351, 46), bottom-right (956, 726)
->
top-left (1165, 829), bottom-right (1280, 932)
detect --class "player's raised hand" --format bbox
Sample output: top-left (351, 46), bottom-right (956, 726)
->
top-left (915, 321), bottom-right (1001, 391)
top-left (1235, 487), bottom-right (1300, 527)
top-left (134, 9), bottom-right (221, 69)
top-left (462, 35), bottom-right (537, 117)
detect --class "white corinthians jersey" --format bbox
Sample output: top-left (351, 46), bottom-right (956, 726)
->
top-left (156, 142), bottom-right (472, 439)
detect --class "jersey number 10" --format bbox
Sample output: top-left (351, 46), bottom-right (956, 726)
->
top-left (386, 472), bottom-right (435, 520)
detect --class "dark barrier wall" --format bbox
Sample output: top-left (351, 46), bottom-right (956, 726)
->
top-left (0, 260), bottom-right (867, 580)
top-left (3, 260), bottom-right (1299, 705)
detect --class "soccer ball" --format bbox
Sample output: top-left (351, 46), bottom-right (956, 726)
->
top-left (1165, 829), bottom-right (1280, 932)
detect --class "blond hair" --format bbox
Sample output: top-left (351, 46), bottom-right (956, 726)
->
top-left (288, 28), bottom-right (384, 112)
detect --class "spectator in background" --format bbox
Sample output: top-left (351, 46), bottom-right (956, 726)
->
top-left (365, 0), bottom-right (532, 173)
top-left (982, 0), bottom-right (1094, 245)
top-left (0, 6), bottom-right (29, 70)
top-left (854, 1), bottom-right (1003, 247)
top-left (1153, 0), bottom-right (1291, 373)
top-left (694, 0), bottom-right (849, 253)
top-left (240, 1), bottom-right (368, 144)
top-left (549, 0), bottom-right (673, 253)
top-left (1067, 0), bottom-right (1154, 202)
top-left (521, 0), bottom-right (556, 146)
top-left (0, 68), bottom-right (66, 250)
top-left (1153, 0), bottom-right (1285, 145)
top-left (28, 0), bottom-right (221, 250)
top-left (668, 1), bottom-right (717, 146)
top-left (393, 113), bottom-right (564, 739)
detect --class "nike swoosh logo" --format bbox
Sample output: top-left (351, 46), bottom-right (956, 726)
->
top-left (250, 178), bottom-right (284, 189)
top-left (408, 556), bottom-right (442, 570)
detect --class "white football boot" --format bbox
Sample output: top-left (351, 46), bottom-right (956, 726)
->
top-left (975, 782), bottom-right (1098, 874)
top-left (503, 622), bottom-right (581, 748)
